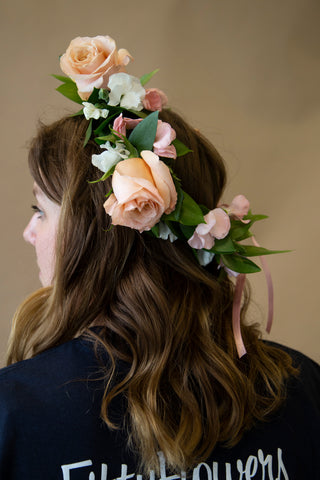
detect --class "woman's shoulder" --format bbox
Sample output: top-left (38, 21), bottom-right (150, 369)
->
top-left (264, 340), bottom-right (320, 412)
top-left (0, 334), bottom-right (106, 408)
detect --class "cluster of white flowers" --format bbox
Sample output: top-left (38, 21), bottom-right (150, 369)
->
top-left (82, 103), bottom-right (109, 120)
top-left (108, 73), bottom-right (145, 111)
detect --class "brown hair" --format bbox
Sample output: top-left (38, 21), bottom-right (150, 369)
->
top-left (7, 110), bottom-right (296, 473)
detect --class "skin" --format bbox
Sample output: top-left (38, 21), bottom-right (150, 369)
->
top-left (23, 183), bottom-right (61, 287)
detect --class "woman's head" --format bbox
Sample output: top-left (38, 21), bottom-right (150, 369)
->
top-left (17, 108), bottom-right (230, 360)
top-left (26, 109), bottom-right (227, 295)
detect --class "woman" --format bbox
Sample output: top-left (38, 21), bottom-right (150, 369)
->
top-left (0, 35), bottom-right (319, 479)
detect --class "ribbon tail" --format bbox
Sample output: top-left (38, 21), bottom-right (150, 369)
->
top-left (252, 236), bottom-right (274, 333)
top-left (232, 273), bottom-right (247, 358)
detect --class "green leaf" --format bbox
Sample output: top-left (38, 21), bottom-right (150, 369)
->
top-left (212, 236), bottom-right (236, 254)
top-left (128, 111), bottom-right (159, 153)
top-left (52, 74), bottom-right (73, 83)
top-left (109, 129), bottom-right (139, 158)
top-left (229, 220), bottom-right (252, 241)
top-left (95, 134), bottom-right (117, 143)
top-left (179, 191), bottom-right (205, 225)
top-left (172, 139), bottom-right (192, 157)
top-left (163, 181), bottom-right (184, 222)
top-left (235, 245), bottom-right (291, 257)
top-left (88, 171), bottom-right (112, 184)
top-left (98, 88), bottom-right (109, 102)
top-left (221, 254), bottom-right (261, 274)
top-left (151, 224), bottom-right (160, 237)
top-left (140, 69), bottom-right (160, 86)
top-left (179, 224), bottom-right (195, 239)
top-left (243, 212), bottom-right (268, 223)
top-left (83, 119), bottom-right (93, 147)
top-left (56, 82), bottom-right (83, 104)
top-left (70, 109), bottom-right (85, 117)
top-left (87, 88), bottom-right (101, 104)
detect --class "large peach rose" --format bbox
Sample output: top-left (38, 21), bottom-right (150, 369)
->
top-left (104, 151), bottom-right (177, 232)
top-left (60, 35), bottom-right (132, 100)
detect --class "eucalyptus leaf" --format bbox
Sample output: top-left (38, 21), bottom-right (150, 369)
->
top-left (128, 111), bottom-right (159, 152)
top-left (172, 139), bottom-right (192, 157)
top-left (221, 254), bottom-right (261, 274)
top-left (140, 69), bottom-right (160, 86)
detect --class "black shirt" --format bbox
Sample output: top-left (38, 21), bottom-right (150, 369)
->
top-left (0, 335), bottom-right (319, 479)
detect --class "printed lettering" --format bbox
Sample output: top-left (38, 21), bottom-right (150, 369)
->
top-left (212, 462), bottom-right (232, 480)
top-left (257, 449), bottom-right (274, 480)
top-left (157, 451), bottom-right (180, 480)
top-left (237, 455), bottom-right (258, 479)
top-left (60, 447), bottom-right (290, 480)
top-left (115, 464), bottom-right (135, 480)
top-left (61, 460), bottom-right (93, 480)
top-left (192, 462), bottom-right (212, 480)
top-left (275, 449), bottom-right (289, 480)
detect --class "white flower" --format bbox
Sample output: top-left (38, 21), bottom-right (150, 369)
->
top-left (82, 102), bottom-right (109, 120)
top-left (101, 141), bottom-right (130, 159)
top-left (108, 73), bottom-right (145, 111)
top-left (91, 142), bottom-right (130, 173)
top-left (197, 250), bottom-right (215, 266)
top-left (158, 222), bottom-right (177, 242)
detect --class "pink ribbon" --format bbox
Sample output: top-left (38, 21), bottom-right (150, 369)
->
top-left (252, 236), bottom-right (274, 333)
top-left (231, 238), bottom-right (274, 358)
top-left (232, 273), bottom-right (247, 358)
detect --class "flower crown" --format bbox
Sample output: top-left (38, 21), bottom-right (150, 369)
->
top-left (54, 35), bottom-right (287, 356)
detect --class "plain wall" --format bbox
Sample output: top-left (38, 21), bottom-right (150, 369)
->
top-left (0, 0), bottom-right (319, 365)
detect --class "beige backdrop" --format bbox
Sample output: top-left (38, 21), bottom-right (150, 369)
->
top-left (0, 0), bottom-right (319, 365)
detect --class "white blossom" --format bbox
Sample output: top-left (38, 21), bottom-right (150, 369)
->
top-left (91, 142), bottom-right (130, 173)
top-left (82, 102), bottom-right (109, 120)
top-left (158, 222), bottom-right (177, 242)
top-left (100, 141), bottom-right (130, 159)
top-left (108, 73), bottom-right (145, 111)
top-left (197, 250), bottom-right (215, 266)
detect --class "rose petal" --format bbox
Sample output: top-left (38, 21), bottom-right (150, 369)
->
top-left (140, 151), bottom-right (177, 213)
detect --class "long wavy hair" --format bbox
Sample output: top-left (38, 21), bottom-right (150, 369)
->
top-left (7, 110), bottom-right (295, 473)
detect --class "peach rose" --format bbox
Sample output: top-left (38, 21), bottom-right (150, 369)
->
top-left (104, 151), bottom-right (177, 232)
top-left (60, 35), bottom-right (132, 100)
top-left (188, 208), bottom-right (231, 250)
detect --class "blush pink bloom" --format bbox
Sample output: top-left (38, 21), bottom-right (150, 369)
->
top-left (142, 88), bottom-right (168, 111)
top-left (153, 120), bottom-right (177, 159)
top-left (104, 150), bottom-right (177, 232)
top-left (113, 114), bottom-right (142, 137)
top-left (188, 208), bottom-right (231, 250)
top-left (112, 116), bottom-right (177, 159)
top-left (228, 194), bottom-right (250, 221)
top-left (60, 35), bottom-right (132, 100)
